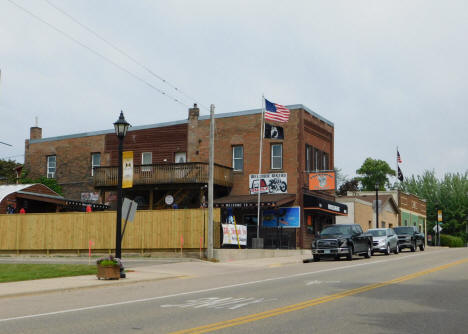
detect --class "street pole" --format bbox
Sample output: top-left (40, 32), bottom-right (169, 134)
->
top-left (116, 136), bottom-right (123, 260)
top-left (375, 183), bottom-right (379, 228)
top-left (207, 104), bottom-right (215, 260)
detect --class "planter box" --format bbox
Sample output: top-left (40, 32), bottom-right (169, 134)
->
top-left (97, 264), bottom-right (120, 280)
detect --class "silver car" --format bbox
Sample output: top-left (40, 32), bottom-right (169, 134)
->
top-left (367, 228), bottom-right (399, 255)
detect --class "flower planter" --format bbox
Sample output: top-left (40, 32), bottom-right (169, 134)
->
top-left (96, 264), bottom-right (120, 280)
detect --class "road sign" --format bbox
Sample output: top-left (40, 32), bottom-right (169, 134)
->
top-left (433, 225), bottom-right (443, 233)
top-left (122, 198), bottom-right (138, 223)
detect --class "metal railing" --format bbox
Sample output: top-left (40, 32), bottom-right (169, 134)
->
top-left (94, 162), bottom-right (233, 187)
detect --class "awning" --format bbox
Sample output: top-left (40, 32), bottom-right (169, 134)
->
top-left (214, 194), bottom-right (296, 208)
top-left (17, 191), bottom-right (109, 210)
top-left (303, 194), bottom-right (348, 216)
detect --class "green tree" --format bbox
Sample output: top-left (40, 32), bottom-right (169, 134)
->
top-left (356, 158), bottom-right (396, 191)
top-left (0, 159), bottom-right (20, 183)
top-left (20, 171), bottom-right (63, 196)
top-left (400, 170), bottom-right (468, 239)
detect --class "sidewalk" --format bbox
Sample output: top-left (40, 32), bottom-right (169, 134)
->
top-left (0, 254), bottom-right (309, 299)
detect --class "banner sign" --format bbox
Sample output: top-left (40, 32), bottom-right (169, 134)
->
top-left (437, 210), bottom-right (442, 222)
top-left (308, 171), bottom-right (336, 191)
top-left (222, 224), bottom-right (247, 246)
top-left (249, 173), bottom-right (287, 194)
top-left (122, 151), bottom-right (134, 189)
top-left (262, 206), bottom-right (300, 228)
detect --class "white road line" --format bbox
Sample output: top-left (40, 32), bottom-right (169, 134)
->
top-left (0, 250), bottom-right (446, 323)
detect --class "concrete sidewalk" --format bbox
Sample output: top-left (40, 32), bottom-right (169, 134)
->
top-left (0, 254), bottom-right (310, 299)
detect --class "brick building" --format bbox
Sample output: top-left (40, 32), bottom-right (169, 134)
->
top-left (24, 103), bottom-right (347, 248)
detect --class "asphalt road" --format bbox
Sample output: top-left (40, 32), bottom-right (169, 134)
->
top-left (1, 247), bottom-right (467, 334)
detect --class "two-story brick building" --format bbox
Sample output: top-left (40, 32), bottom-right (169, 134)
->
top-left (24, 103), bottom-right (347, 249)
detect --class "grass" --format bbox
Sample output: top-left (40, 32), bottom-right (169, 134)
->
top-left (0, 264), bottom-right (97, 283)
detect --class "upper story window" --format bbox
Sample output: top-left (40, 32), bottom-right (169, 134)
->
top-left (271, 143), bottom-right (282, 170)
top-left (47, 155), bottom-right (56, 178)
top-left (141, 152), bottom-right (152, 172)
top-left (91, 153), bottom-right (101, 176)
top-left (175, 152), bottom-right (187, 163)
top-left (305, 144), bottom-right (330, 171)
top-left (232, 145), bottom-right (243, 172)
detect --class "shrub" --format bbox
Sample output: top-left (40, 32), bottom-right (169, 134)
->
top-left (439, 234), bottom-right (465, 247)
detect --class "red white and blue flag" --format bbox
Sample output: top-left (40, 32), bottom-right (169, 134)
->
top-left (264, 98), bottom-right (290, 123)
top-left (397, 150), bottom-right (402, 164)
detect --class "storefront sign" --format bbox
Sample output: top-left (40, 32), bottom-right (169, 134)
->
top-left (308, 171), bottom-right (336, 191)
top-left (81, 192), bottom-right (99, 202)
top-left (249, 173), bottom-right (287, 194)
top-left (222, 224), bottom-right (247, 246)
top-left (122, 151), bottom-right (134, 189)
top-left (262, 207), bottom-right (300, 228)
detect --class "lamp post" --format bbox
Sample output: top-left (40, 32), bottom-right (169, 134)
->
top-left (114, 111), bottom-right (130, 265)
top-left (375, 183), bottom-right (379, 228)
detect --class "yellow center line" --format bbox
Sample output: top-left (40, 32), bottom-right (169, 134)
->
top-left (169, 258), bottom-right (468, 334)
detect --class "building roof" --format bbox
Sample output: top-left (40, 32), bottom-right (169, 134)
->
top-left (0, 184), bottom-right (36, 204)
top-left (30, 104), bottom-right (333, 144)
top-left (347, 194), bottom-right (399, 213)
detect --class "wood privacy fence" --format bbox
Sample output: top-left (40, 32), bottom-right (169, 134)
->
top-left (0, 209), bottom-right (220, 254)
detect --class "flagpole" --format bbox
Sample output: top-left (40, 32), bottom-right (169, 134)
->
top-left (256, 95), bottom-right (265, 240)
top-left (396, 146), bottom-right (399, 185)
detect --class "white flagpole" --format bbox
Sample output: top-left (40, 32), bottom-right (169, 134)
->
top-left (396, 146), bottom-right (399, 184)
top-left (256, 95), bottom-right (266, 239)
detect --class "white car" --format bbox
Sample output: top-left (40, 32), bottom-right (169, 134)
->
top-left (367, 228), bottom-right (399, 255)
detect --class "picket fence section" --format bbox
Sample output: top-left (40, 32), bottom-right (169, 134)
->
top-left (0, 209), bottom-right (220, 253)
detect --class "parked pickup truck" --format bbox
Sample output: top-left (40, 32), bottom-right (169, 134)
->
top-left (393, 226), bottom-right (425, 252)
top-left (311, 224), bottom-right (373, 261)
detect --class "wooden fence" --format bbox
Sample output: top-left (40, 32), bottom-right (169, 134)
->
top-left (0, 209), bottom-right (220, 254)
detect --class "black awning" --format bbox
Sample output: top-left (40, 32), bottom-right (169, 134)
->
top-left (214, 194), bottom-right (296, 208)
top-left (303, 194), bottom-right (348, 216)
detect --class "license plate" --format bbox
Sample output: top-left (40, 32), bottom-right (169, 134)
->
top-left (324, 250), bottom-right (331, 254)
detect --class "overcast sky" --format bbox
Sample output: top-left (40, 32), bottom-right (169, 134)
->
top-left (1, 0), bottom-right (467, 181)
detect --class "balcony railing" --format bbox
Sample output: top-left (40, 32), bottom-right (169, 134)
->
top-left (94, 162), bottom-right (233, 188)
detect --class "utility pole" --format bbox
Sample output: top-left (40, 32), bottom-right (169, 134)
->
top-left (207, 104), bottom-right (215, 260)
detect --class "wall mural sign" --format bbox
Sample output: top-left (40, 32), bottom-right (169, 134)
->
top-left (249, 173), bottom-right (287, 194)
top-left (308, 171), bottom-right (336, 191)
top-left (262, 206), bottom-right (300, 228)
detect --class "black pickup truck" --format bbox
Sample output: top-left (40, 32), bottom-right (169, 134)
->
top-left (393, 226), bottom-right (425, 252)
top-left (311, 224), bottom-right (373, 261)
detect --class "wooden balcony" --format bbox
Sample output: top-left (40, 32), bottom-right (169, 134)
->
top-left (93, 162), bottom-right (233, 188)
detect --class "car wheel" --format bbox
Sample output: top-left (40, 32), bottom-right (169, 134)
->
top-left (364, 244), bottom-right (371, 258)
top-left (346, 247), bottom-right (353, 261)
top-left (385, 244), bottom-right (391, 255)
top-left (313, 255), bottom-right (320, 262)
top-left (410, 241), bottom-right (416, 252)
top-left (394, 244), bottom-right (399, 254)
top-left (419, 242), bottom-right (425, 251)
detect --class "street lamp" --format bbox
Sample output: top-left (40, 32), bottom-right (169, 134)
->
top-left (114, 111), bottom-right (130, 275)
top-left (375, 182), bottom-right (379, 229)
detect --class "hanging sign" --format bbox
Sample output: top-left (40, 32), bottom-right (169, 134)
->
top-left (222, 224), bottom-right (247, 246)
top-left (437, 210), bottom-right (442, 222)
top-left (249, 173), bottom-right (287, 194)
top-left (309, 171), bottom-right (336, 191)
top-left (122, 151), bottom-right (134, 188)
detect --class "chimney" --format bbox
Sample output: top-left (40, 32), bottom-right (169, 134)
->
top-left (30, 127), bottom-right (42, 140)
top-left (188, 103), bottom-right (199, 120)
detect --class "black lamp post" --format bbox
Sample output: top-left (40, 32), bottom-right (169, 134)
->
top-left (114, 111), bottom-right (130, 263)
top-left (375, 182), bottom-right (379, 229)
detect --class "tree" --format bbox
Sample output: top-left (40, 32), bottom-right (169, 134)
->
top-left (356, 158), bottom-right (396, 191)
top-left (400, 170), bottom-right (468, 239)
top-left (20, 175), bottom-right (63, 196)
top-left (337, 178), bottom-right (360, 196)
top-left (0, 159), bottom-right (20, 183)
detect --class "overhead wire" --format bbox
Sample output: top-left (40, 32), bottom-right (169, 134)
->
top-left (44, 0), bottom-right (208, 111)
top-left (7, 0), bottom-right (190, 109)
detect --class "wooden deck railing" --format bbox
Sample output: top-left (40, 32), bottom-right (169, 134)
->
top-left (94, 162), bottom-right (233, 187)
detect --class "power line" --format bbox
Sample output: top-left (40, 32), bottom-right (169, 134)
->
top-left (7, 0), bottom-right (189, 109)
top-left (44, 0), bottom-right (208, 111)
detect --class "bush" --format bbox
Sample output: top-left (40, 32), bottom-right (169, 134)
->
top-left (439, 234), bottom-right (465, 247)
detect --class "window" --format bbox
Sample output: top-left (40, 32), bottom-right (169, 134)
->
top-left (305, 145), bottom-right (313, 171)
top-left (271, 143), bottom-right (282, 169)
top-left (47, 155), bottom-right (56, 178)
top-left (232, 146), bottom-right (243, 171)
top-left (142, 152), bottom-right (152, 172)
top-left (91, 153), bottom-right (100, 176)
top-left (175, 152), bottom-right (186, 163)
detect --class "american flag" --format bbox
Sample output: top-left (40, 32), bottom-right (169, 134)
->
top-left (397, 150), bottom-right (402, 164)
top-left (264, 98), bottom-right (290, 123)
